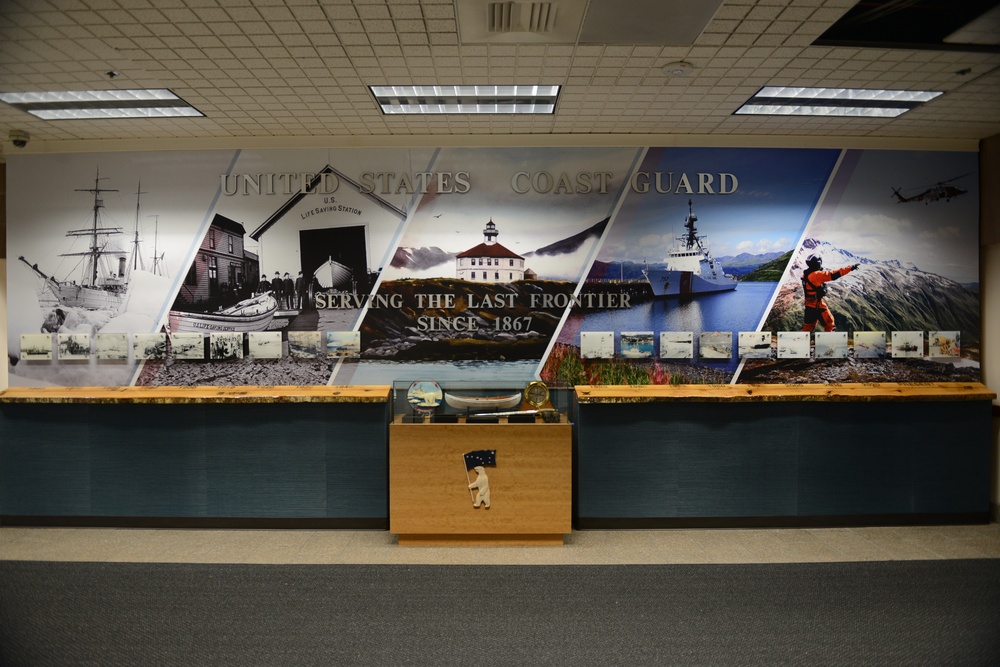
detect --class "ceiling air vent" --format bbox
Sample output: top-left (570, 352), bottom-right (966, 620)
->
top-left (457, 0), bottom-right (586, 44)
top-left (488, 2), bottom-right (556, 33)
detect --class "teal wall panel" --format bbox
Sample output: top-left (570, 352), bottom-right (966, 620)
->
top-left (0, 402), bottom-right (388, 522)
top-left (0, 405), bottom-right (93, 515)
top-left (90, 405), bottom-right (209, 517)
top-left (576, 401), bottom-right (991, 524)
top-left (203, 406), bottom-right (329, 518)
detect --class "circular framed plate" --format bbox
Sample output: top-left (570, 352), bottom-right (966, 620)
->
top-left (524, 380), bottom-right (550, 408)
top-left (406, 380), bottom-right (443, 415)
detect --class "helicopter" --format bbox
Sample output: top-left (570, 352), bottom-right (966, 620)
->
top-left (891, 173), bottom-right (970, 204)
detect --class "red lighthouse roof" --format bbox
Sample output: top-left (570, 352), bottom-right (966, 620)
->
top-left (456, 242), bottom-right (523, 259)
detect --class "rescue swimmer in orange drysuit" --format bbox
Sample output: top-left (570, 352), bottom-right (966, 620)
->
top-left (801, 254), bottom-right (858, 332)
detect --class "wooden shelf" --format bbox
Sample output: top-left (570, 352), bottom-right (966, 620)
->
top-left (575, 382), bottom-right (996, 404)
top-left (0, 385), bottom-right (391, 405)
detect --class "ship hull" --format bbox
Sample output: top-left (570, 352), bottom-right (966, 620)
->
top-left (314, 258), bottom-right (353, 290)
top-left (168, 295), bottom-right (278, 333)
top-left (55, 282), bottom-right (127, 311)
top-left (643, 268), bottom-right (737, 297)
top-left (444, 392), bottom-right (523, 411)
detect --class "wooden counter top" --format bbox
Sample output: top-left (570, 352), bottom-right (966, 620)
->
top-left (2, 383), bottom-right (993, 405)
top-left (0, 385), bottom-right (391, 405)
top-left (575, 382), bottom-right (996, 404)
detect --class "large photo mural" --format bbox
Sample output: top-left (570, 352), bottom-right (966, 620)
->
top-left (4, 146), bottom-right (981, 388)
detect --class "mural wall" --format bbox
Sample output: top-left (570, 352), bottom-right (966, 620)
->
top-left (4, 146), bottom-right (981, 387)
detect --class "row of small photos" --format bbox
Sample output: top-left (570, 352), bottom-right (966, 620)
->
top-left (581, 330), bottom-right (962, 361)
top-left (19, 331), bottom-right (361, 362)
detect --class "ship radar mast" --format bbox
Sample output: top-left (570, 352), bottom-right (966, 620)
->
top-left (683, 199), bottom-right (700, 250)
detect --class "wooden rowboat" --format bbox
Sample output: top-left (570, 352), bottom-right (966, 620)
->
top-left (444, 392), bottom-right (522, 411)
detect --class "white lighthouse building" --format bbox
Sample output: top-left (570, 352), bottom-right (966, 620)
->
top-left (456, 219), bottom-right (525, 283)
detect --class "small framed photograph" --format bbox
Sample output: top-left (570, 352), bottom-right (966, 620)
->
top-left (928, 331), bottom-right (960, 357)
top-left (699, 331), bottom-right (732, 359)
top-left (777, 331), bottom-right (811, 359)
top-left (621, 331), bottom-right (654, 359)
top-left (95, 333), bottom-right (129, 360)
top-left (288, 331), bottom-right (323, 358)
top-left (854, 331), bottom-right (886, 359)
top-left (814, 331), bottom-right (849, 359)
top-left (580, 331), bottom-right (614, 359)
top-left (738, 331), bottom-right (772, 359)
top-left (57, 333), bottom-right (91, 360)
top-left (171, 333), bottom-right (205, 360)
top-left (248, 331), bottom-right (283, 359)
top-left (891, 331), bottom-right (924, 358)
top-left (20, 333), bottom-right (53, 360)
top-left (659, 332), bottom-right (694, 359)
top-left (210, 332), bottom-right (244, 360)
top-left (326, 331), bottom-right (361, 358)
top-left (134, 333), bottom-right (167, 360)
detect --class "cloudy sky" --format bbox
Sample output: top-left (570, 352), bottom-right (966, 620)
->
top-left (597, 146), bottom-right (842, 265)
top-left (806, 149), bottom-right (980, 284)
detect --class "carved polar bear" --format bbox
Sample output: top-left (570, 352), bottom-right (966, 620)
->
top-left (468, 466), bottom-right (490, 508)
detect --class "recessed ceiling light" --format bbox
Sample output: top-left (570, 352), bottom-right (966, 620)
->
top-left (0, 89), bottom-right (204, 119)
top-left (734, 86), bottom-right (943, 117)
top-left (370, 85), bottom-right (559, 114)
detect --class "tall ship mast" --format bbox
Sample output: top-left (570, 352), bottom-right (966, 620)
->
top-left (18, 169), bottom-right (131, 312)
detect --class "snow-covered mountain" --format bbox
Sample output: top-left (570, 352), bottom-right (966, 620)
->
top-left (715, 251), bottom-right (785, 275)
top-left (388, 217), bottom-right (609, 281)
top-left (390, 245), bottom-right (452, 272)
top-left (765, 238), bottom-right (980, 347)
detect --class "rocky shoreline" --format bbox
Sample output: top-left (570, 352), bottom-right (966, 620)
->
top-left (137, 354), bottom-right (341, 386)
top-left (361, 278), bottom-right (569, 361)
top-left (737, 356), bottom-right (981, 384)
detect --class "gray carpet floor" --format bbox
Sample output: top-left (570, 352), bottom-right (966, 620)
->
top-left (1, 559), bottom-right (998, 666)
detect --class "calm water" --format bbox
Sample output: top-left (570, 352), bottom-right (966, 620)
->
top-left (565, 282), bottom-right (777, 337)
top-left (562, 282), bottom-right (779, 374)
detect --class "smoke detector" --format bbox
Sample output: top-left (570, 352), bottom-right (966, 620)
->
top-left (662, 61), bottom-right (695, 77)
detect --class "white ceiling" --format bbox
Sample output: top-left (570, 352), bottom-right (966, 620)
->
top-left (0, 0), bottom-right (998, 159)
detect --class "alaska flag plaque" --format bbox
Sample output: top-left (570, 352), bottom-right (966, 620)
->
top-left (464, 449), bottom-right (496, 470)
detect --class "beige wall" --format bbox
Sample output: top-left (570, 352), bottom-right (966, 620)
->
top-left (980, 134), bottom-right (1000, 513)
top-left (1, 162), bottom-right (5, 390)
top-left (1, 258), bottom-right (6, 391)
top-left (984, 243), bottom-right (999, 511)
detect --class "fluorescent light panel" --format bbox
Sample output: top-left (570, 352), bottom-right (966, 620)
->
top-left (735, 86), bottom-right (942, 117)
top-left (371, 85), bottom-right (559, 114)
top-left (0, 89), bottom-right (203, 119)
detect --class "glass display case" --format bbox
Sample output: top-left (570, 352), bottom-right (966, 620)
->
top-left (390, 379), bottom-right (572, 424)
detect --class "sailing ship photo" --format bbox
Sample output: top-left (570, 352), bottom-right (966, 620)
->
top-left (5, 156), bottom-right (209, 386)
top-left (18, 170), bottom-right (146, 318)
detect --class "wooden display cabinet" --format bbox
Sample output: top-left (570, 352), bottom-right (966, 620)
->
top-left (389, 381), bottom-right (572, 546)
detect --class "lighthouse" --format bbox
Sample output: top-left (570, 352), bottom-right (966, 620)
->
top-left (455, 219), bottom-right (525, 283)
